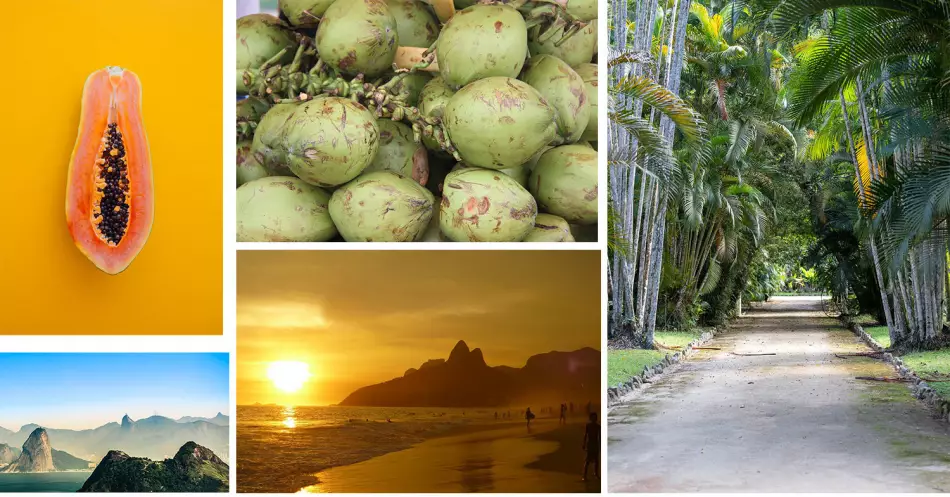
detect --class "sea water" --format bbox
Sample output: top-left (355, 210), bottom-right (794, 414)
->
top-left (0, 472), bottom-right (92, 492)
top-left (237, 405), bottom-right (526, 493)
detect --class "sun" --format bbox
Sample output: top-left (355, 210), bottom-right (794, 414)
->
top-left (266, 361), bottom-right (311, 393)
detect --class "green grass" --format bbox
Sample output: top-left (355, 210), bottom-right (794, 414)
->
top-left (902, 349), bottom-right (950, 398)
top-left (865, 326), bottom-right (891, 348)
top-left (607, 330), bottom-right (705, 387)
top-left (854, 313), bottom-right (881, 327)
top-left (607, 349), bottom-right (663, 387)
top-left (655, 330), bottom-right (703, 348)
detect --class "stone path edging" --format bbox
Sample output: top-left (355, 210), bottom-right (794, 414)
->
top-left (607, 328), bottom-right (719, 407)
top-left (841, 316), bottom-right (950, 423)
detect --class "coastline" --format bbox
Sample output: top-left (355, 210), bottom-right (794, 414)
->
top-left (237, 414), bottom-right (529, 493)
top-left (298, 419), bottom-right (598, 493)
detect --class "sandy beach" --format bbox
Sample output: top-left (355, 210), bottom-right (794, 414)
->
top-left (298, 418), bottom-right (600, 493)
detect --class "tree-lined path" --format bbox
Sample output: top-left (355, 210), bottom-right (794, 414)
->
top-left (608, 297), bottom-right (950, 492)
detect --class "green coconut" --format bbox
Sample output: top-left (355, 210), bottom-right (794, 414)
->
top-left (454, 0), bottom-right (478, 7)
top-left (236, 97), bottom-right (271, 141)
top-left (281, 97), bottom-right (380, 187)
top-left (316, 0), bottom-right (399, 77)
top-left (388, 0), bottom-right (439, 47)
top-left (565, 0), bottom-right (597, 21)
top-left (443, 77), bottom-right (557, 169)
top-left (521, 54), bottom-right (591, 144)
top-left (451, 162), bottom-right (528, 187)
top-left (387, 71), bottom-right (432, 107)
top-left (436, 4), bottom-right (528, 88)
top-left (523, 214), bottom-right (575, 242)
top-left (236, 176), bottom-right (337, 242)
top-left (236, 14), bottom-right (298, 94)
top-left (574, 63), bottom-right (598, 142)
top-left (421, 200), bottom-right (445, 241)
top-left (439, 168), bottom-right (537, 242)
top-left (525, 145), bottom-right (553, 172)
top-left (528, 144), bottom-right (598, 225)
top-left (250, 102), bottom-right (300, 176)
top-left (329, 171), bottom-right (435, 242)
top-left (279, 0), bottom-right (337, 28)
top-left (238, 140), bottom-right (271, 187)
top-left (364, 120), bottom-right (429, 186)
top-left (528, 19), bottom-right (597, 68)
top-left (418, 76), bottom-right (456, 155)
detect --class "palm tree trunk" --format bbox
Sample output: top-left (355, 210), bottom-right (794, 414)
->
top-left (839, 89), bottom-right (896, 339)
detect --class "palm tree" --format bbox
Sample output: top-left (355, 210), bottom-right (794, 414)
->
top-left (772, 0), bottom-right (950, 348)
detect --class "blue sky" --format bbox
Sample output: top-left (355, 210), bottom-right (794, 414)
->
top-left (0, 353), bottom-right (228, 430)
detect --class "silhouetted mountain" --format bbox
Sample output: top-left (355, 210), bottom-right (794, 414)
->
top-left (1, 428), bottom-right (90, 473)
top-left (78, 442), bottom-right (228, 492)
top-left (0, 415), bottom-right (228, 464)
top-left (340, 341), bottom-right (600, 408)
top-left (176, 413), bottom-right (229, 427)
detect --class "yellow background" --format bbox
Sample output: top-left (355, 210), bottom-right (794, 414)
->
top-left (0, 1), bottom-right (223, 334)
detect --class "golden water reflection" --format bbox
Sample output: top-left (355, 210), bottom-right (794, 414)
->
top-left (282, 405), bottom-right (296, 429)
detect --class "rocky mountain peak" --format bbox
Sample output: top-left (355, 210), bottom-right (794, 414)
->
top-left (0, 443), bottom-right (19, 465)
top-left (120, 414), bottom-right (133, 429)
top-left (174, 441), bottom-right (224, 467)
top-left (79, 443), bottom-right (228, 492)
top-left (2, 427), bottom-right (54, 473)
top-left (447, 340), bottom-right (470, 363)
top-left (470, 347), bottom-right (486, 367)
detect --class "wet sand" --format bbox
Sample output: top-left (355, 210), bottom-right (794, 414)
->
top-left (300, 419), bottom-right (600, 493)
top-left (608, 297), bottom-right (950, 492)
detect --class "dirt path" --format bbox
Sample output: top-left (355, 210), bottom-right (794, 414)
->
top-left (608, 296), bottom-right (950, 492)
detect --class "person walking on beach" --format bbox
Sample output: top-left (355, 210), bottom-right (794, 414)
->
top-left (525, 407), bottom-right (535, 431)
top-left (559, 403), bottom-right (567, 425)
top-left (582, 412), bottom-right (600, 481)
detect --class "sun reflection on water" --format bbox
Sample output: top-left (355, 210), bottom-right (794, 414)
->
top-left (282, 405), bottom-right (296, 429)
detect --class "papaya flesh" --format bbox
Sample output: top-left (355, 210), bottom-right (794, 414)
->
top-left (66, 66), bottom-right (153, 274)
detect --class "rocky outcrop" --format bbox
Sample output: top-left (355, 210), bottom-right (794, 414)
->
top-left (0, 428), bottom-right (91, 473)
top-left (78, 442), bottom-right (228, 492)
top-left (3, 428), bottom-right (54, 472)
top-left (340, 340), bottom-right (600, 408)
top-left (0, 443), bottom-right (19, 466)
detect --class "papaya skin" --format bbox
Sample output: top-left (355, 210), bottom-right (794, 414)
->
top-left (66, 67), bottom-right (153, 274)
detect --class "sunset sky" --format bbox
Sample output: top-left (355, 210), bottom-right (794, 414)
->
top-left (237, 251), bottom-right (600, 406)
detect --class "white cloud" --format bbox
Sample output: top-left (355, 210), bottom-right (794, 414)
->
top-left (238, 300), bottom-right (330, 329)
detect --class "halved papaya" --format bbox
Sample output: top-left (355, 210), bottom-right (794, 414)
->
top-left (66, 67), bottom-right (153, 274)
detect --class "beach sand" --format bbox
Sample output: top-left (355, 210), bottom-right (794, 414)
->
top-left (299, 419), bottom-right (600, 493)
